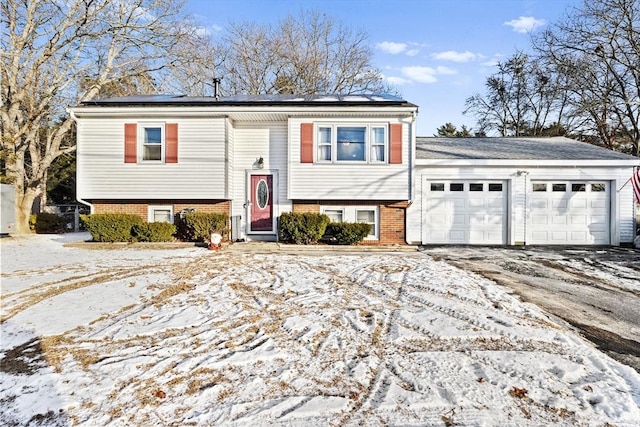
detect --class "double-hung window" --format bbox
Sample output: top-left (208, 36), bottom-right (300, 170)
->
top-left (316, 124), bottom-right (388, 163)
top-left (356, 209), bottom-right (377, 238)
top-left (323, 209), bottom-right (344, 223)
top-left (318, 127), bottom-right (332, 161)
top-left (142, 125), bottom-right (163, 161)
top-left (370, 127), bottom-right (386, 162)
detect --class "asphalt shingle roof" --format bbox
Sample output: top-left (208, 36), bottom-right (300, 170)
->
top-left (416, 136), bottom-right (636, 161)
top-left (81, 94), bottom-right (416, 107)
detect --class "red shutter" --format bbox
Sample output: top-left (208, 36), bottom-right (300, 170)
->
top-left (124, 123), bottom-right (137, 163)
top-left (165, 123), bottom-right (178, 163)
top-left (300, 123), bottom-right (313, 163)
top-left (389, 123), bottom-right (402, 164)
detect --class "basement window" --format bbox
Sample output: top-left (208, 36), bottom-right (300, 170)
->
top-left (148, 205), bottom-right (173, 223)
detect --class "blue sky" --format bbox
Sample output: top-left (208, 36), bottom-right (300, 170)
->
top-left (186, 0), bottom-right (581, 136)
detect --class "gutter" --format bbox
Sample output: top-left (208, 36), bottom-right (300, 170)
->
top-left (67, 108), bottom-right (93, 214)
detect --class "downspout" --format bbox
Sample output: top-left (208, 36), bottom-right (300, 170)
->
top-left (405, 108), bottom-right (417, 244)
top-left (67, 108), bottom-right (94, 214)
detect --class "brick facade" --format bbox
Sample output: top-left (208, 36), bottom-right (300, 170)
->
top-left (292, 200), bottom-right (408, 245)
top-left (91, 200), bottom-right (231, 222)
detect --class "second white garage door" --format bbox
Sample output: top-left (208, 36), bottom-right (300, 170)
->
top-left (423, 180), bottom-right (507, 244)
top-left (528, 181), bottom-right (610, 245)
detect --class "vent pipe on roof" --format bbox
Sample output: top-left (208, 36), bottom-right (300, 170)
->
top-left (213, 77), bottom-right (221, 101)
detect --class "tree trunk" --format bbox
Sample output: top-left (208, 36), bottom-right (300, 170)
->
top-left (14, 186), bottom-right (39, 233)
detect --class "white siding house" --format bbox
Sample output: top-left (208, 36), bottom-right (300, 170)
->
top-left (70, 96), bottom-right (638, 246)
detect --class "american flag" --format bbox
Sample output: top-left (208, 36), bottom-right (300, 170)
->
top-left (633, 167), bottom-right (640, 204)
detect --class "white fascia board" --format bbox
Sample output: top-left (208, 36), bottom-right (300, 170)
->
top-left (415, 159), bottom-right (640, 167)
top-left (68, 105), bottom-right (418, 118)
top-left (68, 106), bottom-right (228, 118)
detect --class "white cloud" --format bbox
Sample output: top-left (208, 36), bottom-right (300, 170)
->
top-left (406, 49), bottom-right (419, 57)
top-left (432, 50), bottom-right (480, 63)
top-left (386, 76), bottom-right (413, 85)
top-left (377, 41), bottom-right (408, 54)
top-left (504, 16), bottom-right (546, 33)
top-left (435, 66), bottom-right (457, 75)
top-left (401, 66), bottom-right (439, 83)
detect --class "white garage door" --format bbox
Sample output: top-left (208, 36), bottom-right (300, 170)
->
top-left (423, 180), bottom-right (507, 244)
top-left (528, 181), bottom-right (610, 245)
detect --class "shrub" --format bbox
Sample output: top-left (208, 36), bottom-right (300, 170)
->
top-left (34, 212), bottom-right (67, 234)
top-left (325, 222), bottom-right (371, 245)
top-left (176, 212), bottom-right (228, 242)
top-left (278, 212), bottom-right (330, 244)
top-left (131, 222), bottom-right (177, 242)
top-left (81, 213), bottom-right (143, 242)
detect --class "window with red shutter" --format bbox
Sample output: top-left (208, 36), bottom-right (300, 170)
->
top-left (165, 123), bottom-right (178, 163)
top-left (124, 123), bottom-right (137, 163)
top-left (300, 123), bottom-right (313, 163)
top-left (389, 123), bottom-right (402, 164)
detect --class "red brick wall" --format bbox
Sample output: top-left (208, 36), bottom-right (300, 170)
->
top-left (91, 200), bottom-right (231, 222)
top-left (292, 200), bottom-right (407, 245)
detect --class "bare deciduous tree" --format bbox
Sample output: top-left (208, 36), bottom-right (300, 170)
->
top-left (220, 10), bottom-right (388, 96)
top-left (1, 0), bottom-right (198, 232)
top-left (533, 0), bottom-right (640, 155)
top-left (464, 52), bottom-right (569, 137)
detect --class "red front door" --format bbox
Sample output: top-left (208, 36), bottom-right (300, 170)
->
top-left (250, 174), bottom-right (273, 232)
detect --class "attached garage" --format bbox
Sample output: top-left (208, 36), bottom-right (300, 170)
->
top-left (407, 137), bottom-right (638, 246)
top-left (423, 180), bottom-right (507, 244)
top-left (528, 180), bottom-right (610, 245)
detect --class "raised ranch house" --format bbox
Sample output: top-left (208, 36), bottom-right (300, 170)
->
top-left (68, 94), bottom-right (639, 246)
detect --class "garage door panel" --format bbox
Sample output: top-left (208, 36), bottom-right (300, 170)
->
top-left (570, 199), bottom-right (587, 208)
top-left (468, 199), bottom-right (485, 208)
top-left (427, 199), bottom-right (446, 209)
top-left (551, 231), bottom-right (568, 241)
top-left (571, 231), bottom-right (587, 241)
top-left (552, 200), bottom-right (568, 209)
top-left (424, 180), bottom-right (507, 245)
top-left (570, 215), bottom-right (587, 225)
top-left (531, 215), bottom-right (548, 225)
top-left (449, 230), bottom-right (465, 241)
top-left (528, 181), bottom-right (609, 245)
top-left (484, 199), bottom-right (502, 209)
top-left (531, 231), bottom-right (548, 240)
top-left (552, 216), bottom-right (567, 225)
top-left (427, 214), bottom-right (447, 225)
top-left (451, 214), bottom-right (465, 225)
top-left (531, 199), bottom-right (548, 209)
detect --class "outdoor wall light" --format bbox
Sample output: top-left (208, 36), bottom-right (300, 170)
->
top-left (256, 156), bottom-right (264, 169)
top-left (516, 170), bottom-right (529, 176)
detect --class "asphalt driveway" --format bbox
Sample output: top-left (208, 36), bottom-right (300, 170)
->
top-left (420, 246), bottom-right (640, 372)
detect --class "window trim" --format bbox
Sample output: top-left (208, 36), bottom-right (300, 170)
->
top-left (322, 207), bottom-right (345, 223)
top-left (148, 205), bottom-right (174, 224)
top-left (314, 123), bottom-right (389, 164)
top-left (139, 122), bottom-right (165, 163)
top-left (321, 206), bottom-right (379, 240)
top-left (356, 208), bottom-right (379, 240)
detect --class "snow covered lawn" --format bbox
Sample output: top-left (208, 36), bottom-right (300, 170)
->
top-left (1, 234), bottom-right (639, 426)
